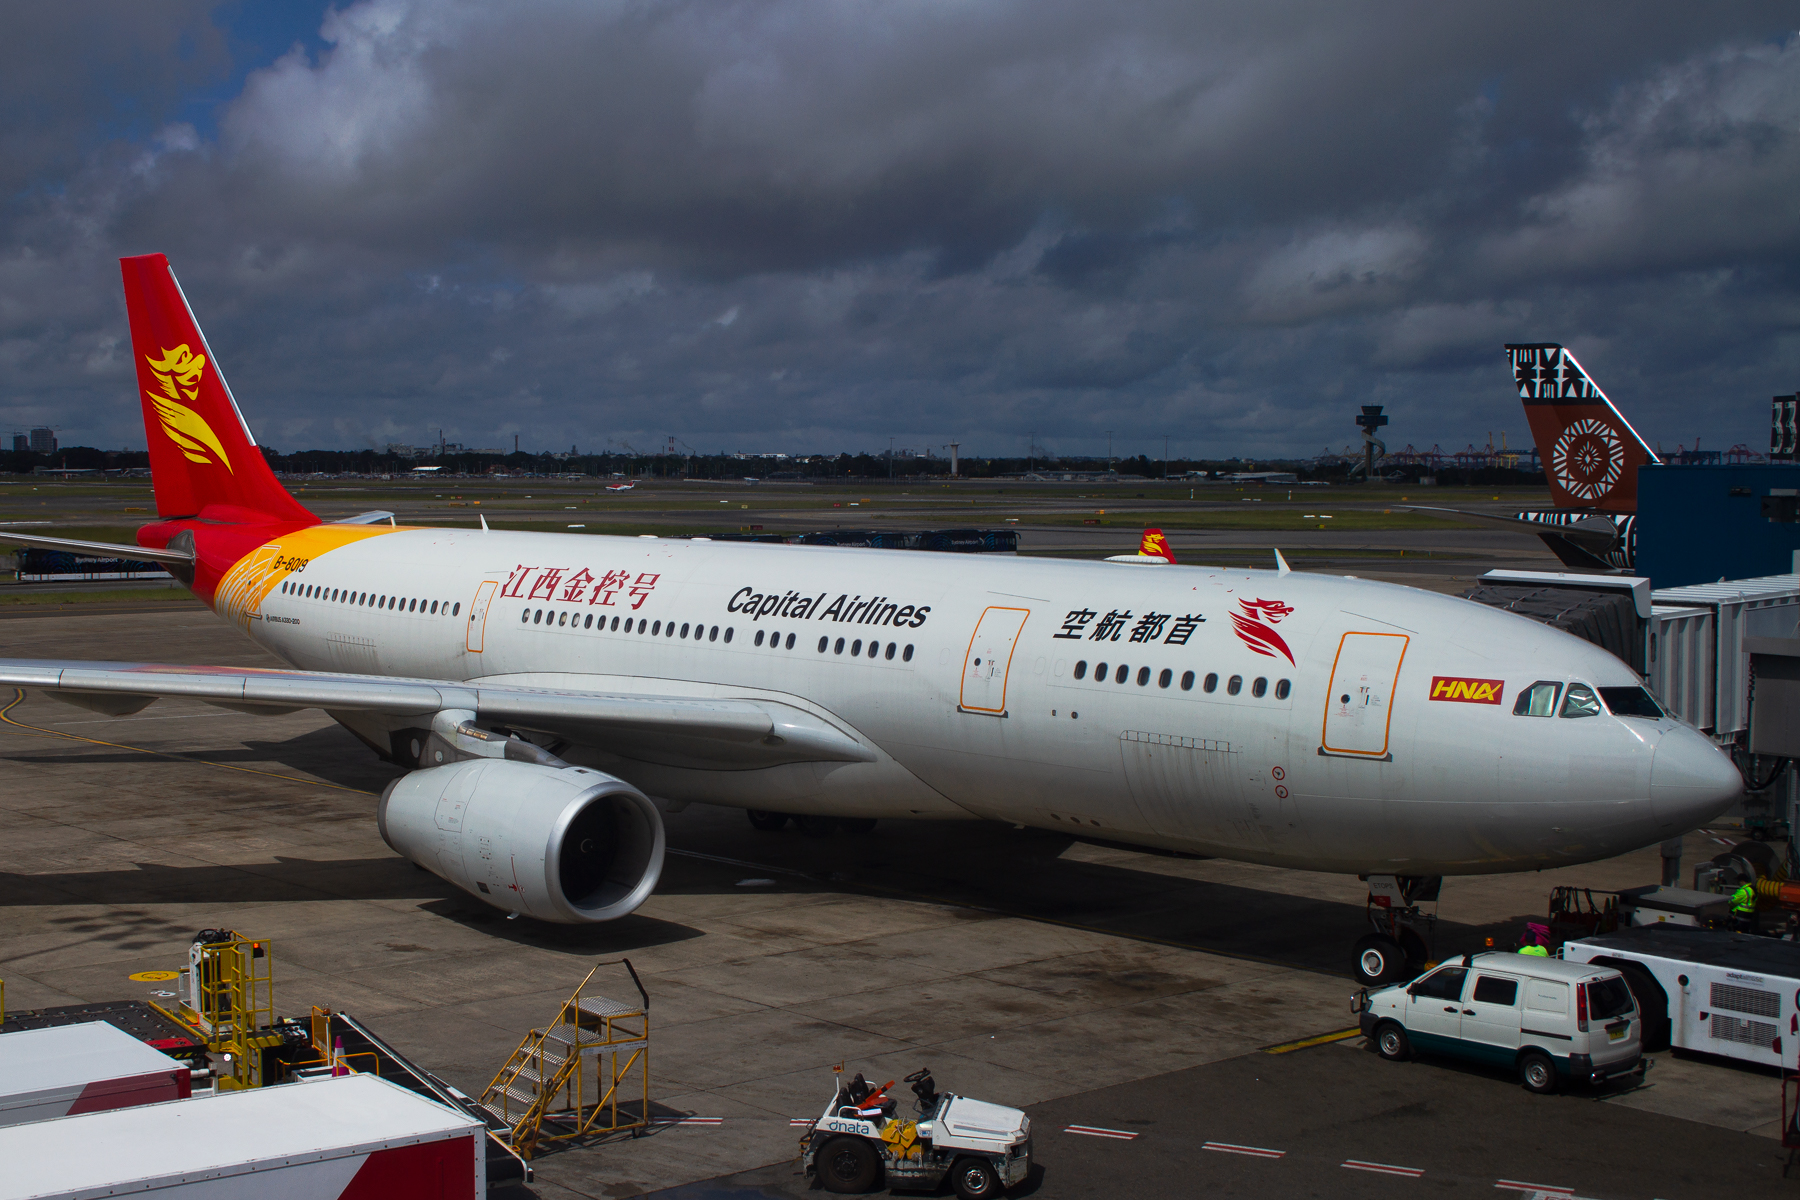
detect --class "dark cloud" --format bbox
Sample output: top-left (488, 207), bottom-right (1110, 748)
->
top-left (3, 0), bottom-right (1798, 460)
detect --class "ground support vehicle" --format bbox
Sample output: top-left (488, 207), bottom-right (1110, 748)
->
top-left (1562, 924), bottom-right (1800, 1063)
top-left (801, 1068), bottom-right (1031, 1198)
top-left (1357, 952), bottom-right (1644, 1093)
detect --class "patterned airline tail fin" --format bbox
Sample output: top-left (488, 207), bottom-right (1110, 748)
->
top-left (1138, 528), bottom-right (1175, 563)
top-left (120, 254), bottom-right (316, 526)
top-left (1505, 343), bottom-right (1658, 514)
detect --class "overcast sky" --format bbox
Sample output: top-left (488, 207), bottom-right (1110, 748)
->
top-left (4, 1), bottom-right (1797, 461)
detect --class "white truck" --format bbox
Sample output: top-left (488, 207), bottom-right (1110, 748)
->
top-left (801, 1067), bottom-right (1032, 1199)
top-left (1561, 924), bottom-right (1800, 1068)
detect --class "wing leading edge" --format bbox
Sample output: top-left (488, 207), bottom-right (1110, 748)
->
top-left (0, 659), bottom-right (877, 768)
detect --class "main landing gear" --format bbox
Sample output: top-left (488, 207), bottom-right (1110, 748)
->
top-left (745, 810), bottom-right (878, 835)
top-left (1352, 875), bottom-right (1441, 987)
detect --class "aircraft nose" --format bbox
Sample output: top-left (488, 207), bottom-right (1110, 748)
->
top-left (1649, 724), bottom-right (1743, 834)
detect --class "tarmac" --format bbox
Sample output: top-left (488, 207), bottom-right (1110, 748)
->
top-left (0, 523), bottom-right (1794, 1198)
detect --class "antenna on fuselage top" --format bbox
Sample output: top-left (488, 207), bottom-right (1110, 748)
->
top-left (1273, 547), bottom-right (1291, 576)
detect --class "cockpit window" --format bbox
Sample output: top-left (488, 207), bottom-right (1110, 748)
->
top-left (1599, 686), bottom-right (1664, 720)
top-left (1513, 681), bottom-right (1561, 717)
top-left (1560, 683), bottom-right (1602, 719)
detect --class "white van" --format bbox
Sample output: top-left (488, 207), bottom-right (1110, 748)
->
top-left (1356, 952), bottom-right (1644, 1092)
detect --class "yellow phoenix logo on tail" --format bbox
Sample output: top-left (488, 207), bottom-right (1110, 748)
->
top-left (144, 345), bottom-right (232, 472)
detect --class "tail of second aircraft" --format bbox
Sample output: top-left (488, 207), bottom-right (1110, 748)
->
top-left (121, 254), bottom-right (317, 528)
top-left (1505, 343), bottom-right (1658, 513)
top-left (1139, 528), bottom-right (1175, 563)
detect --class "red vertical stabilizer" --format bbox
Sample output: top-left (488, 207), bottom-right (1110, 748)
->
top-left (120, 254), bottom-right (317, 528)
top-left (1505, 343), bottom-right (1658, 514)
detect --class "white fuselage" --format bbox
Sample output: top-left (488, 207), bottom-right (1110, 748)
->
top-left (231, 528), bottom-right (1740, 876)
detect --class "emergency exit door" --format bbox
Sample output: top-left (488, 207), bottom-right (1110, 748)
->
top-left (1321, 632), bottom-right (1409, 757)
top-left (959, 606), bottom-right (1030, 715)
top-left (466, 580), bottom-right (497, 652)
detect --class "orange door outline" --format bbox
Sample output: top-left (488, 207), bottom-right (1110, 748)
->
top-left (466, 580), bottom-right (498, 652)
top-left (959, 606), bottom-right (1031, 715)
top-left (1320, 631), bottom-right (1410, 757)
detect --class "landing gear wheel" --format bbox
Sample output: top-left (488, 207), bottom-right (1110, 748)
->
top-left (817, 1135), bottom-right (880, 1193)
top-left (746, 810), bottom-right (788, 832)
top-left (1352, 934), bottom-right (1406, 986)
top-left (1519, 1049), bottom-right (1558, 1094)
top-left (839, 818), bottom-right (877, 834)
top-left (793, 815), bottom-right (839, 836)
top-left (951, 1157), bottom-right (1002, 1200)
top-left (1375, 1021), bottom-right (1411, 1062)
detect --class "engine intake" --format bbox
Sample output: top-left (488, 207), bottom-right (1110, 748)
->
top-left (378, 759), bottom-right (664, 923)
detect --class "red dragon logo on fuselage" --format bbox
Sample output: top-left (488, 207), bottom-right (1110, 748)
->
top-left (1231, 598), bottom-right (1296, 665)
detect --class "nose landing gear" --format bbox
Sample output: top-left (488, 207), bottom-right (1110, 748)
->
top-left (1353, 875), bottom-right (1441, 986)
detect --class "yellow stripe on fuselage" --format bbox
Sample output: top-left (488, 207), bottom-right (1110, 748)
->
top-left (215, 524), bottom-right (410, 629)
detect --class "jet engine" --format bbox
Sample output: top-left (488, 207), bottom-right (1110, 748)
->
top-left (377, 759), bottom-right (665, 923)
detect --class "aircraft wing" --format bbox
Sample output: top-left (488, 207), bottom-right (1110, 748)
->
top-left (1396, 505), bottom-right (1619, 555)
top-left (0, 530), bottom-right (195, 563)
top-left (0, 659), bottom-right (876, 768)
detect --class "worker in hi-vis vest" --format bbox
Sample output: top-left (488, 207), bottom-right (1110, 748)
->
top-left (1731, 877), bottom-right (1758, 933)
top-left (1517, 921), bottom-right (1551, 956)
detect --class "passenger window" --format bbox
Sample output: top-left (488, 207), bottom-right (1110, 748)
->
top-left (818, 637), bottom-right (829, 652)
top-left (1472, 976), bottom-right (1519, 1006)
top-left (521, 609), bottom-right (530, 623)
top-left (851, 639), bottom-right (862, 655)
top-left (611, 616), bottom-right (619, 631)
top-left (1227, 675), bottom-right (1242, 696)
top-left (583, 614), bottom-right (592, 628)
top-left (1074, 661), bottom-right (1088, 680)
top-left (1409, 966), bottom-right (1467, 1001)
top-left (1114, 664), bottom-right (1128, 684)
top-left (1158, 669), bottom-right (1172, 689)
top-left (1560, 683), bottom-right (1602, 719)
top-left (902, 644), bottom-right (913, 661)
top-left (710, 626), bottom-right (719, 641)
top-left (786, 633), bottom-right (796, 650)
top-left (1252, 677), bottom-right (1267, 698)
top-left (885, 643), bottom-right (896, 660)
top-left (1513, 681), bottom-right (1561, 717)
top-left (724, 627), bottom-right (733, 643)
top-left (1275, 679), bottom-right (1291, 700)
top-left (681, 623), bottom-right (690, 638)
top-left (1137, 667), bottom-right (1150, 686)
top-left (1203, 672), bottom-right (1218, 693)
top-left (756, 630), bottom-right (766, 646)
top-left (559, 611), bottom-right (568, 626)
top-left (1094, 662), bottom-right (1108, 680)
top-left (652, 621), bottom-right (661, 635)
top-left (868, 641), bottom-right (879, 658)
top-left (835, 638), bottom-right (845, 654)
top-left (452, 603), bottom-right (460, 616)
top-left (1180, 670), bottom-right (1194, 691)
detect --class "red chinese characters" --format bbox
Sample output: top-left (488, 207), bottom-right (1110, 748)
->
top-left (500, 564), bottom-right (662, 610)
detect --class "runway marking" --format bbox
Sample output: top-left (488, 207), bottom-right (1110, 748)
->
top-left (653, 1116), bottom-right (723, 1126)
top-left (1202, 1141), bottom-right (1284, 1158)
top-left (1713, 837), bottom-right (1735, 845)
top-left (790, 1118), bottom-right (815, 1126)
top-left (1263, 1027), bottom-right (1361, 1054)
top-left (1343, 1159), bottom-right (1423, 1177)
top-left (1496, 1181), bottom-right (1572, 1194)
top-left (1063, 1125), bottom-right (1139, 1140)
top-left (0, 689), bottom-right (375, 795)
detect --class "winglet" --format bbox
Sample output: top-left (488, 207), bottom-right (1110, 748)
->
top-left (1274, 547), bottom-right (1291, 576)
top-left (479, 513), bottom-right (489, 532)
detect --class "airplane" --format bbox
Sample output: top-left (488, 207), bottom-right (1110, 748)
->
top-left (1406, 344), bottom-right (1657, 571)
top-left (0, 257), bottom-right (1744, 987)
top-left (606, 482), bottom-right (636, 492)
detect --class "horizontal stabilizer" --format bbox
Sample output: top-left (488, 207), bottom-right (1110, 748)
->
top-left (0, 530), bottom-right (194, 564)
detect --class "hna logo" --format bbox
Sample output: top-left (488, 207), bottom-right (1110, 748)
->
top-left (1429, 676), bottom-right (1504, 705)
top-left (1230, 598), bottom-right (1295, 665)
top-left (145, 345), bottom-right (232, 472)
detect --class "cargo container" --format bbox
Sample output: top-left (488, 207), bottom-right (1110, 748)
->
top-left (0, 1021), bottom-right (191, 1128)
top-left (0, 1072), bottom-right (484, 1200)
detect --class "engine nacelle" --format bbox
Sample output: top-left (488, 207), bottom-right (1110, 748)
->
top-left (378, 759), bottom-right (665, 923)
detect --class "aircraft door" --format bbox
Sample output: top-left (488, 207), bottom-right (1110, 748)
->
top-left (959, 606), bottom-right (1030, 715)
top-left (1321, 632), bottom-right (1409, 758)
top-left (466, 580), bottom-right (497, 652)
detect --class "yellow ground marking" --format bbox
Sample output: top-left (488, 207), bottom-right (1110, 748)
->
top-left (128, 971), bottom-right (179, 982)
top-left (1261, 1028), bottom-right (1363, 1054)
top-left (0, 690), bottom-right (375, 795)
